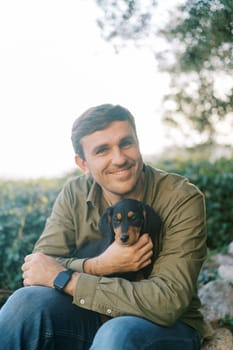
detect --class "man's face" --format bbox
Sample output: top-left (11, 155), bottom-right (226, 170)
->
top-left (76, 121), bottom-right (144, 202)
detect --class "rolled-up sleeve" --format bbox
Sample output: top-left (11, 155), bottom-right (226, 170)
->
top-left (33, 179), bottom-right (91, 273)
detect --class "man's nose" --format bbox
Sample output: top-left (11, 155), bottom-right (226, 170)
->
top-left (111, 147), bottom-right (126, 164)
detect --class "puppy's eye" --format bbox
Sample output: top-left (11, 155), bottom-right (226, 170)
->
top-left (128, 211), bottom-right (137, 221)
top-left (131, 216), bottom-right (140, 224)
top-left (112, 218), bottom-right (121, 228)
top-left (112, 213), bottom-right (122, 226)
top-left (128, 212), bottom-right (141, 226)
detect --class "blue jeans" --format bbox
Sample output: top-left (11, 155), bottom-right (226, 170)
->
top-left (0, 286), bottom-right (201, 350)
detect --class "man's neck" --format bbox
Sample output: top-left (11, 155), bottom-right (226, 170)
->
top-left (103, 172), bottom-right (145, 206)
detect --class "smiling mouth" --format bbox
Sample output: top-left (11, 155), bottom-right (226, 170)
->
top-left (110, 166), bottom-right (132, 176)
top-left (109, 164), bottom-right (133, 174)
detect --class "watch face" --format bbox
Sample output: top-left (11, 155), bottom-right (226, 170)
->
top-left (54, 270), bottom-right (73, 291)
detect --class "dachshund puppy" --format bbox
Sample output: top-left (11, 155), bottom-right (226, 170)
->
top-left (76, 199), bottom-right (161, 280)
top-left (98, 198), bottom-right (161, 280)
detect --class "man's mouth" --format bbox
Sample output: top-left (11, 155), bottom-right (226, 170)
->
top-left (112, 169), bottom-right (130, 175)
top-left (109, 165), bottom-right (133, 176)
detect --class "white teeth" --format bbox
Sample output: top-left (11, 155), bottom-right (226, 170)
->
top-left (114, 170), bottom-right (127, 175)
top-left (112, 168), bottom-right (130, 175)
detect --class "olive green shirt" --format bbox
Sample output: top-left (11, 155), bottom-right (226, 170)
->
top-left (34, 165), bottom-right (207, 336)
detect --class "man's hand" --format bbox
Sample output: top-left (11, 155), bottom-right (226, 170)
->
top-left (22, 252), bottom-right (65, 288)
top-left (84, 233), bottom-right (153, 276)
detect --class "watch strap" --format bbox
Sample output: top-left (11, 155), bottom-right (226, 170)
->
top-left (65, 268), bottom-right (74, 277)
top-left (53, 268), bottom-right (74, 292)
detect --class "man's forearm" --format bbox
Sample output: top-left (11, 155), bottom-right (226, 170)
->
top-left (83, 235), bottom-right (153, 277)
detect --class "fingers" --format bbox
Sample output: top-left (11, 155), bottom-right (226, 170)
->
top-left (24, 254), bottom-right (32, 262)
top-left (22, 273), bottom-right (30, 286)
top-left (21, 253), bottom-right (44, 285)
top-left (137, 233), bottom-right (153, 246)
top-left (21, 259), bottom-right (30, 286)
top-left (22, 261), bottom-right (32, 286)
top-left (129, 234), bottom-right (153, 270)
top-left (22, 253), bottom-right (34, 271)
top-left (24, 252), bottom-right (44, 262)
top-left (132, 234), bottom-right (153, 254)
top-left (138, 250), bottom-right (153, 268)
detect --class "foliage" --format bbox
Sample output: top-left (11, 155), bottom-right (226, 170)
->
top-left (94, 0), bottom-right (233, 146)
top-left (218, 314), bottom-right (233, 332)
top-left (164, 0), bottom-right (233, 72)
top-left (197, 267), bottom-right (218, 288)
top-left (158, 0), bottom-right (233, 146)
top-left (0, 158), bottom-right (233, 291)
top-left (0, 178), bottom-right (64, 290)
top-left (96, 0), bottom-right (157, 44)
top-left (155, 156), bottom-right (233, 249)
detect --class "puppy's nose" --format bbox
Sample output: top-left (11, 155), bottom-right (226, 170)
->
top-left (120, 234), bottom-right (129, 243)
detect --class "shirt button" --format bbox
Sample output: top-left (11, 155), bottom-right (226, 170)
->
top-left (80, 298), bottom-right (85, 305)
top-left (106, 308), bottom-right (112, 314)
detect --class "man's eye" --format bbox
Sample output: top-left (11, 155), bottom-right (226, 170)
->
top-left (96, 147), bottom-right (108, 155)
top-left (120, 139), bottom-right (133, 148)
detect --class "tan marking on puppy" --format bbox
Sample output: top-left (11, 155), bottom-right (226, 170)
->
top-left (114, 226), bottom-right (141, 246)
top-left (116, 213), bottom-right (122, 220)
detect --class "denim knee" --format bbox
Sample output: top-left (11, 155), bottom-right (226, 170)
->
top-left (0, 287), bottom-right (39, 324)
top-left (90, 316), bottom-right (201, 350)
top-left (0, 286), bottom-right (101, 350)
top-left (0, 285), bottom-right (74, 337)
top-left (90, 316), bottom-right (145, 349)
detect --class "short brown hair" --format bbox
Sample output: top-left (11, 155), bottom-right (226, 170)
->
top-left (71, 104), bottom-right (138, 159)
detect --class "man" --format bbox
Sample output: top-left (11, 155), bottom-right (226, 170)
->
top-left (0, 104), bottom-right (206, 349)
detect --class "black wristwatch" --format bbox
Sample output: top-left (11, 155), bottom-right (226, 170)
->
top-left (53, 269), bottom-right (74, 292)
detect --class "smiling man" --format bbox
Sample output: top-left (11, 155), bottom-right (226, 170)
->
top-left (75, 119), bottom-right (144, 203)
top-left (0, 104), bottom-right (207, 350)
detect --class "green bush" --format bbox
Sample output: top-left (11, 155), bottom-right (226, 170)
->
top-left (156, 157), bottom-right (233, 249)
top-left (0, 158), bottom-right (233, 290)
top-left (0, 178), bottom-right (63, 289)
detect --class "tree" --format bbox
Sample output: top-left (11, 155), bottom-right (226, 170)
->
top-left (95, 0), bottom-right (157, 48)
top-left (159, 0), bottom-right (233, 147)
top-left (95, 0), bottom-right (233, 148)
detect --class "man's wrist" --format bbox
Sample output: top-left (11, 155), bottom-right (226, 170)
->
top-left (83, 257), bottom-right (94, 274)
top-left (64, 271), bottom-right (80, 296)
top-left (84, 256), bottom-right (116, 276)
top-left (53, 269), bottom-right (74, 292)
top-left (83, 257), bottom-right (101, 275)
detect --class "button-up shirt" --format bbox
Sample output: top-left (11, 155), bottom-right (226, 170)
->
top-left (34, 165), bottom-right (207, 336)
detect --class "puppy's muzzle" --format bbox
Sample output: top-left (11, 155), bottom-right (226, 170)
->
top-left (120, 234), bottom-right (129, 243)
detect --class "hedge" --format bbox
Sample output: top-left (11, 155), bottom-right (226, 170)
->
top-left (157, 157), bottom-right (233, 249)
top-left (0, 158), bottom-right (233, 290)
top-left (0, 178), bottom-right (63, 290)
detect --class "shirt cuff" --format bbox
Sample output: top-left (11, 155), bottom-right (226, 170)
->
top-left (73, 273), bottom-right (121, 318)
top-left (69, 258), bottom-right (86, 272)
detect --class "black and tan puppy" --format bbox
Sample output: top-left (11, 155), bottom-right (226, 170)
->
top-left (76, 198), bottom-right (161, 280)
top-left (98, 198), bottom-right (161, 280)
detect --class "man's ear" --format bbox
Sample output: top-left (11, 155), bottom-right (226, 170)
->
top-left (75, 155), bottom-right (90, 174)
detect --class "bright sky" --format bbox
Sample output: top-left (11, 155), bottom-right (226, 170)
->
top-left (0, 0), bottom-right (175, 179)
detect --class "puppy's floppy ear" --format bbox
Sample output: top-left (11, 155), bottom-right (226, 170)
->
top-left (98, 207), bottom-right (114, 236)
top-left (141, 202), bottom-right (147, 221)
top-left (141, 203), bottom-right (162, 235)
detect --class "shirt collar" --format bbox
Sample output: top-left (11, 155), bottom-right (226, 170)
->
top-left (86, 176), bottom-right (104, 208)
top-left (85, 164), bottom-right (149, 207)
